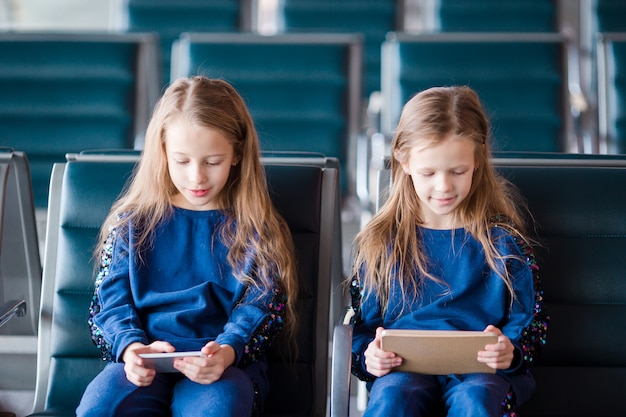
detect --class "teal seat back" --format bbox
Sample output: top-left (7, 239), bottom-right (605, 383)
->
top-left (172, 33), bottom-right (362, 196)
top-left (381, 32), bottom-right (571, 153)
top-left (0, 33), bottom-right (160, 208)
top-left (121, 0), bottom-right (246, 87)
top-left (31, 154), bottom-right (340, 417)
top-left (594, 0), bottom-right (626, 32)
top-left (597, 33), bottom-right (626, 153)
top-left (31, 161), bottom-right (134, 414)
top-left (278, 0), bottom-right (401, 99)
top-left (436, 0), bottom-right (558, 32)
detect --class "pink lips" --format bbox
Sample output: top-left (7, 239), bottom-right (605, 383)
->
top-left (433, 197), bottom-right (455, 206)
top-left (189, 189), bottom-right (209, 198)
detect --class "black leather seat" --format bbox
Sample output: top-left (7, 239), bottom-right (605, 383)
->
top-left (332, 153), bottom-right (626, 417)
top-left (29, 153), bottom-right (341, 417)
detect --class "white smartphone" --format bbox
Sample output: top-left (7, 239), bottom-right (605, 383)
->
top-left (138, 351), bottom-right (205, 373)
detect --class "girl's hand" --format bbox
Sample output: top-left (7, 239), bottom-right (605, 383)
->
top-left (174, 341), bottom-right (236, 384)
top-left (122, 340), bottom-right (175, 386)
top-left (363, 327), bottom-right (402, 377)
top-left (477, 325), bottom-right (515, 370)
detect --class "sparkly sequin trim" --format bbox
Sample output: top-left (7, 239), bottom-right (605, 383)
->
top-left (251, 381), bottom-right (261, 417)
top-left (349, 276), bottom-right (376, 382)
top-left (239, 285), bottom-right (286, 368)
top-left (501, 388), bottom-right (518, 417)
top-left (88, 221), bottom-right (118, 362)
top-left (492, 217), bottom-right (550, 374)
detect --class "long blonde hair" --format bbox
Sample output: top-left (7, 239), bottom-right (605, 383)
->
top-left (96, 76), bottom-right (298, 336)
top-left (352, 86), bottom-right (529, 315)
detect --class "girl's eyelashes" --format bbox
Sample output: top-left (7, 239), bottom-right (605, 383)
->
top-left (172, 158), bottom-right (223, 166)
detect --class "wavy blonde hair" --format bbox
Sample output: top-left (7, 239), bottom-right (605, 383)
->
top-left (352, 86), bottom-right (529, 315)
top-left (96, 76), bottom-right (298, 336)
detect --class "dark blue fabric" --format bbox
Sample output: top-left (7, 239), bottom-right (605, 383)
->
top-left (365, 372), bottom-right (532, 417)
top-left (76, 362), bottom-right (258, 417)
top-left (354, 227), bottom-right (535, 352)
top-left (93, 207), bottom-right (278, 365)
top-left (352, 226), bottom-right (536, 389)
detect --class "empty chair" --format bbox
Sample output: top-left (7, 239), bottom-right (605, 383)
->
top-left (113, 0), bottom-right (249, 87)
top-left (381, 32), bottom-right (574, 153)
top-left (0, 32), bottom-right (160, 208)
top-left (28, 153), bottom-right (341, 417)
top-left (276, 0), bottom-right (403, 100)
top-left (171, 32), bottom-right (362, 201)
top-left (434, 0), bottom-right (559, 32)
top-left (0, 149), bottom-right (41, 391)
top-left (596, 32), bottom-right (626, 153)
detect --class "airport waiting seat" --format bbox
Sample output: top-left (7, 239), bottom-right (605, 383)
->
top-left (380, 32), bottom-right (574, 153)
top-left (435, 0), bottom-right (559, 32)
top-left (276, 0), bottom-right (403, 100)
top-left (0, 149), bottom-right (41, 391)
top-left (114, 0), bottom-right (249, 87)
top-left (0, 32), bottom-right (160, 208)
top-left (171, 32), bottom-right (362, 201)
top-left (331, 153), bottom-right (626, 417)
top-left (596, 32), bottom-right (626, 153)
top-left (28, 153), bottom-right (341, 417)
top-left (594, 0), bottom-right (626, 32)
top-left (0, 157), bottom-right (27, 359)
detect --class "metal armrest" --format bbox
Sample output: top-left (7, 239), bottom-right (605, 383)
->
top-left (330, 308), bottom-right (355, 417)
top-left (0, 299), bottom-right (26, 328)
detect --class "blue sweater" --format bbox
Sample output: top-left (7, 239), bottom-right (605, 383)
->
top-left (92, 207), bottom-right (283, 365)
top-left (351, 225), bottom-right (548, 380)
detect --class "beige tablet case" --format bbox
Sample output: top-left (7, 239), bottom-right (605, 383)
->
top-left (380, 329), bottom-right (498, 375)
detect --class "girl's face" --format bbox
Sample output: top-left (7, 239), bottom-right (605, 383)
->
top-left (401, 135), bottom-right (476, 229)
top-left (165, 117), bottom-right (238, 211)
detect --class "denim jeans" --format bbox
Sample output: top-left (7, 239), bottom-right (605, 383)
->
top-left (76, 362), bottom-right (262, 417)
top-left (364, 371), bottom-right (533, 417)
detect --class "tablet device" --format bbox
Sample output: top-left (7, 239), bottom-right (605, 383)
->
top-left (139, 351), bottom-right (205, 373)
top-left (380, 329), bottom-right (498, 375)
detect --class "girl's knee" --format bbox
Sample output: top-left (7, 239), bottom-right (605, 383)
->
top-left (444, 374), bottom-right (510, 417)
top-left (76, 363), bottom-right (142, 417)
top-left (365, 373), bottom-right (441, 417)
top-left (172, 367), bottom-right (255, 417)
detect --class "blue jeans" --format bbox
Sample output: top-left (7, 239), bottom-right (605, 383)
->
top-left (364, 372), bottom-right (534, 417)
top-left (76, 362), bottom-right (264, 417)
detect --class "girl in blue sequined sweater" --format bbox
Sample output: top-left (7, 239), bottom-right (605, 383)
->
top-left (77, 76), bottom-right (298, 417)
top-left (349, 86), bottom-right (548, 417)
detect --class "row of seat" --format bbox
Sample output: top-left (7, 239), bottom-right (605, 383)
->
top-left (4, 148), bottom-right (626, 416)
top-left (111, 0), bottom-right (626, 96)
top-left (0, 32), bottom-right (160, 207)
top-left (3, 29), bottom-right (626, 212)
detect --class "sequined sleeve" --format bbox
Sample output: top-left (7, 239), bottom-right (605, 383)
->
top-left (88, 223), bottom-right (117, 362)
top-left (508, 230), bottom-right (550, 374)
top-left (349, 275), bottom-right (376, 383)
top-left (237, 284), bottom-right (287, 368)
top-left (491, 216), bottom-right (550, 374)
